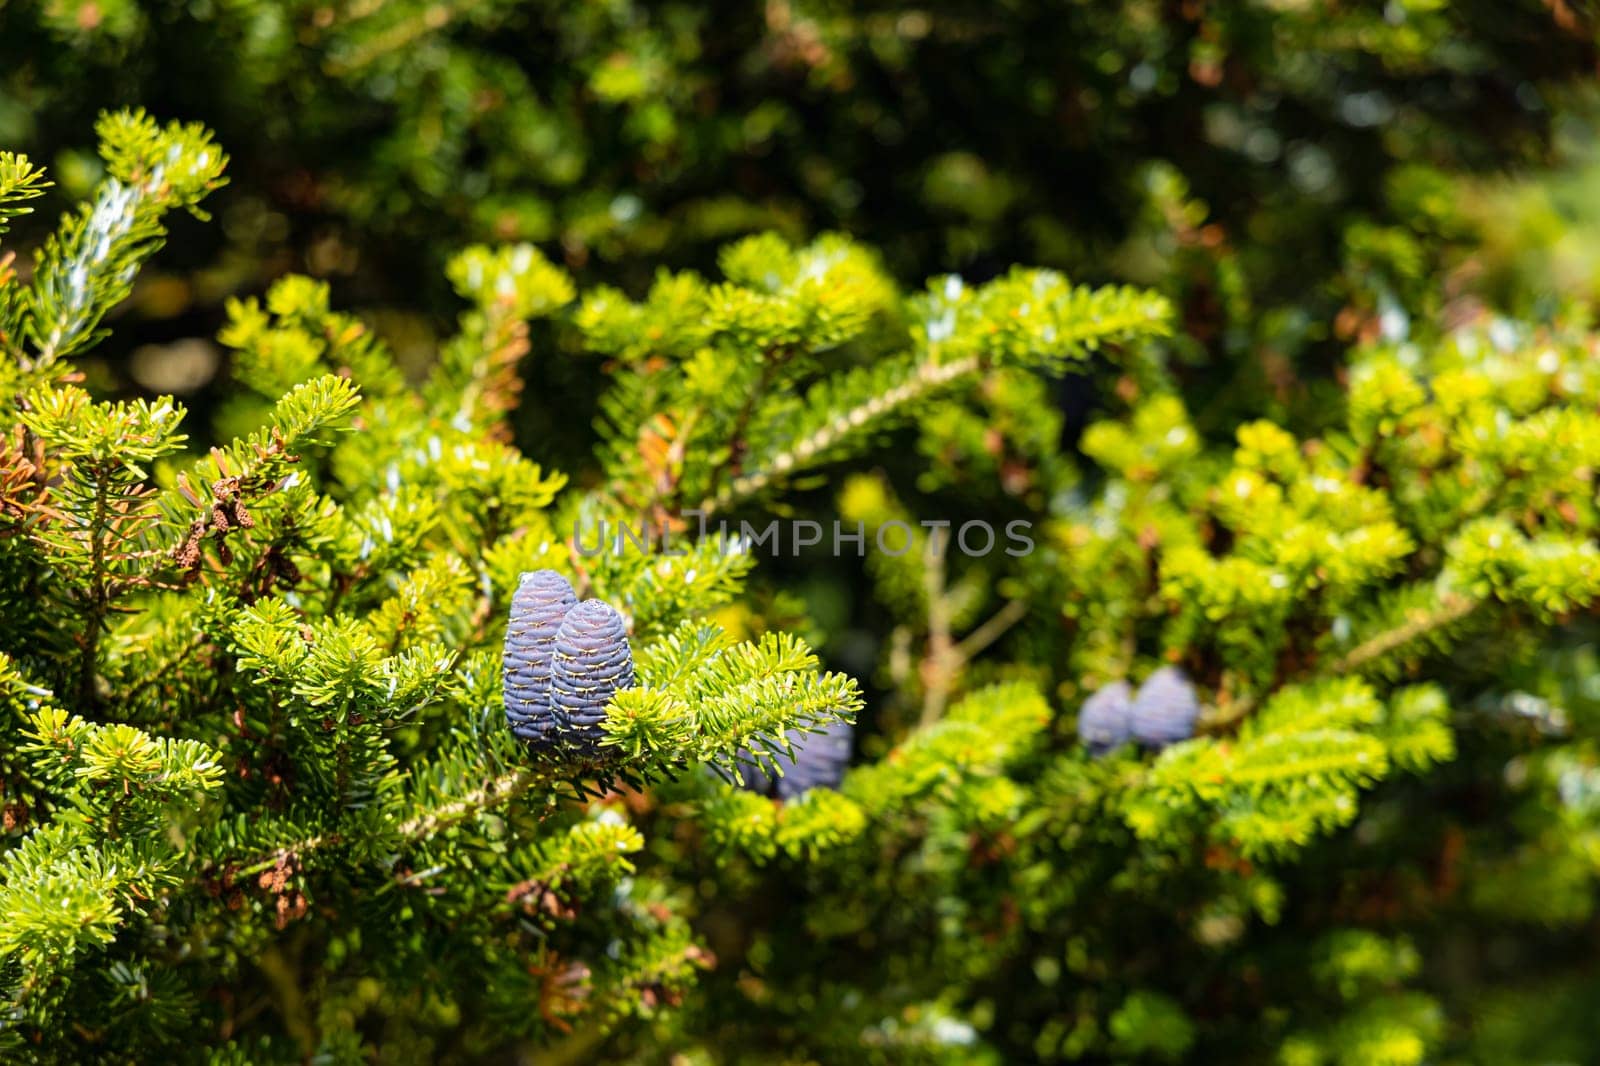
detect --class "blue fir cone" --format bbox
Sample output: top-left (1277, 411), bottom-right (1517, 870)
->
top-left (503, 569), bottom-right (578, 749)
top-left (774, 719), bottom-right (855, 799)
top-left (549, 599), bottom-right (636, 754)
top-left (1130, 665), bottom-right (1201, 750)
top-left (735, 719), bottom-right (855, 799)
top-left (1077, 679), bottom-right (1135, 757)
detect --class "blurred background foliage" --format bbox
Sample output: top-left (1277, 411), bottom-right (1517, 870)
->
top-left (4, 0), bottom-right (1597, 436)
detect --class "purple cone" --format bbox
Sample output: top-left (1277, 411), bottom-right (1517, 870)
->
top-left (1130, 665), bottom-right (1200, 749)
top-left (503, 570), bottom-right (577, 749)
top-left (775, 719), bottom-right (855, 799)
top-left (548, 599), bottom-right (635, 754)
top-left (739, 719), bottom-right (855, 799)
top-left (1078, 679), bottom-right (1134, 756)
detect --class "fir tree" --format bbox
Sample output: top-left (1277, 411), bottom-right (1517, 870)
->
top-left (2, 101), bottom-right (1600, 1066)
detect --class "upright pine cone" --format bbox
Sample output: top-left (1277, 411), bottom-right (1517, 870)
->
top-left (739, 719), bottom-right (855, 799)
top-left (1077, 680), bottom-right (1134, 756)
top-left (549, 600), bottom-right (636, 754)
top-left (774, 719), bottom-right (855, 799)
top-left (1130, 665), bottom-right (1200, 749)
top-left (503, 569), bottom-right (577, 749)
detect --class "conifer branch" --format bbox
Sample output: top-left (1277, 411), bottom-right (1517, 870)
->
top-left (702, 354), bottom-right (982, 516)
top-left (22, 112), bottom-right (226, 372)
top-left (396, 767), bottom-right (543, 840)
top-left (231, 768), bottom-right (547, 879)
top-left (78, 472), bottom-right (113, 709)
top-left (952, 597), bottom-right (1030, 661)
top-left (1332, 591), bottom-right (1480, 675)
top-left (919, 541), bottom-right (954, 727)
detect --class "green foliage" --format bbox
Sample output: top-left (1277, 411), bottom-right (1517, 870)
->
top-left (580, 233), bottom-right (1168, 520)
top-left (3, 24), bottom-right (1600, 1061)
top-left (1, 0), bottom-right (1583, 428)
top-left (6, 111), bottom-right (225, 372)
top-left (0, 153), bottom-right (50, 237)
top-left (0, 659), bottom-right (224, 969)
